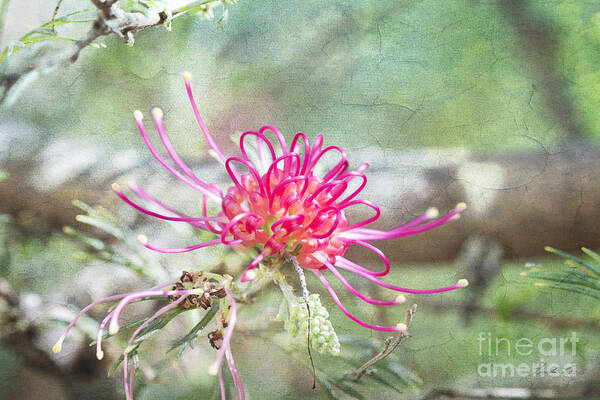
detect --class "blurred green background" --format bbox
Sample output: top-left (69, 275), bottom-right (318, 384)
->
top-left (1, 0), bottom-right (600, 399)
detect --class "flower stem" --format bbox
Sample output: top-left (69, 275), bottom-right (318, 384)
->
top-left (284, 253), bottom-right (316, 390)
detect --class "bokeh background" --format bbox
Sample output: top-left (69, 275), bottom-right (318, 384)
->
top-left (1, 0), bottom-right (600, 399)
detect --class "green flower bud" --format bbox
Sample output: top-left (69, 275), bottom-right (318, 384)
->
top-left (280, 294), bottom-right (340, 356)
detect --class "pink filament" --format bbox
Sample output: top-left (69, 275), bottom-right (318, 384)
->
top-left (109, 289), bottom-right (203, 334)
top-left (321, 258), bottom-right (401, 306)
top-left (345, 206), bottom-right (462, 240)
top-left (304, 180), bottom-right (347, 206)
top-left (134, 116), bottom-right (221, 202)
top-left (336, 240), bottom-right (390, 276)
top-left (113, 186), bottom-right (223, 224)
top-left (310, 145), bottom-right (346, 182)
top-left (338, 199), bottom-right (381, 231)
top-left (214, 284), bottom-right (242, 399)
top-left (336, 261), bottom-right (466, 294)
top-left (307, 135), bottom-right (323, 169)
top-left (335, 171), bottom-right (367, 206)
top-left (153, 111), bottom-right (221, 197)
top-left (269, 176), bottom-right (309, 211)
top-left (259, 125), bottom-right (287, 156)
top-left (289, 132), bottom-right (310, 174)
top-left (225, 157), bottom-right (266, 196)
top-left (265, 153), bottom-right (301, 197)
top-left (140, 238), bottom-right (224, 254)
top-left (226, 347), bottom-right (245, 400)
top-left (202, 193), bottom-right (223, 234)
top-left (57, 281), bottom-right (171, 347)
top-left (58, 293), bottom-right (129, 345)
top-left (123, 296), bottom-right (187, 399)
top-left (240, 251), bottom-right (266, 282)
top-left (221, 213), bottom-right (258, 245)
top-left (239, 130), bottom-right (277, 164)
top-left (313, 270), bottom-right (403, 332)
top-left (184, 78), bottom-right (229, 165)
top-left (218, 361), bottom-right (226, 400)
top-left (127, 182), bottom-right (208, 229)
top-left (96, 309), bottom-right (115, 361)
top-left (123, 352), bottom-right (131, 399)
top-left (54, 281), bottom-right (173, 362)
top-left (309, 207), bottom-right (341, 239)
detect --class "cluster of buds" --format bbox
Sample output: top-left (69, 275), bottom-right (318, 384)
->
top-left (169, 270), bottom-right (227, 309)
top-left (282, 293), bottom-right (341, 356)
top-left (208, 308), bottom-right (231, 350)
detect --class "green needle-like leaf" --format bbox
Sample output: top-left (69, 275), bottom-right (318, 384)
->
top-left (544, 246), bottom-right (600, 276)
top-left (167, 306), bottom-right (218, 358)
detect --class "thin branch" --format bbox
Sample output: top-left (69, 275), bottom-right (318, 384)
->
top-left (285, 252), bottom-right (317, 390)
top-left (71, 0), bottom-right (217, 62)
top-left (346, 304), bottom-right (417, 381)
top-left (50, 0), bottom-right (64, 34)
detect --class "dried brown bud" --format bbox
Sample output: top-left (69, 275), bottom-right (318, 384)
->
top-left (198, 292), bottom-right (213, 309)
top-left (210, 287), bottom-right (227, 298)
top-left (208, 330), bottom-right (223, 350)
top-left (180, 270), bottom-right (193, 283)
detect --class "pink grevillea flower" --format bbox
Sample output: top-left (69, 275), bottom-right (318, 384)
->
top-left (53, 275), bottom-right (242, 400)
top-left (112, 72), bottom-right (469, 334)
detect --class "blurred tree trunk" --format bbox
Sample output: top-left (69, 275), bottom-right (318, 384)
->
top-left (2, 127), bottom-right (600, 263)
top-left (498, 0), bottom-right (586, 143)
top-left (354, 140), bottom-right (600, 263)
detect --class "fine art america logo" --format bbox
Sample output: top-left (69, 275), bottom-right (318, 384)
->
top-left (477, 332), bottom-right (578, 378)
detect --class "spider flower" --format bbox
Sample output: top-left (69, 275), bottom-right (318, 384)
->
top-left (53, 272), bottom-right (242, 400)
top-left (112, 73), bottom-right (468, 334)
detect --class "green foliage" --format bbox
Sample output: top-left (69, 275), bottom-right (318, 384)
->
top-left (64, 200), bottom-right (167, 281)
top-left (261, 331), bottom-right (420, 400)
top-left (167, 305), bottom-right (218, 359)
top-left (107, 305), bottom-right (197, 376)
top-left (0, 9), bottom-right (97, 65)
top-left (534, 2), bottom-right (600, 138)
top-left (523, 246), bottom-right (600, 299)
top-left (120, 0), bottom-right (157, 15)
